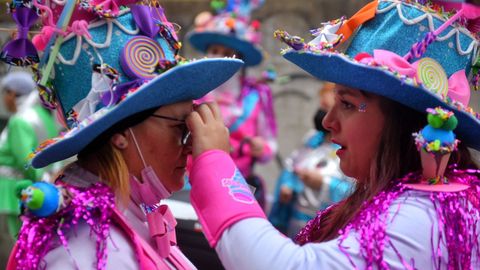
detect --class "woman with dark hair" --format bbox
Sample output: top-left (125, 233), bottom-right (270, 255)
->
top-left (2, 1), bottom-right (242, 269)
top-left (184, 1), bottom-right (480, 269)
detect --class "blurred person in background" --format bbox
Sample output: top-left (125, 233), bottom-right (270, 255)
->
top-left (188, 0), bottom-right (277, 209)
top-left (269, 82), bottom-right (353, 237)
top-left (0, 71), bottom-right (58, 265)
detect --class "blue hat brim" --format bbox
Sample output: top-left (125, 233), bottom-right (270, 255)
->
top-left (283, 51), bottom-right (480, 151)
top-left (189, 32), bottom-right (262, 67)
top-left (32, 58), bottom-right (243, 168)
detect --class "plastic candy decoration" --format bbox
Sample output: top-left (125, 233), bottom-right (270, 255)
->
top-left (36, 83), bottom-right (57, 110)
top-left (79, 0), bottom-right (120, 18)
top-left (472, 56), bottom-right (480, 91)
top-left (19, 182), bottom-right (64, 217)
top-left (120, 5), bottom-right (178, 80)
top-left (415, 58), bottom-right (449, 96)
top-left (158, 23), bottom-right (182, 54)
top-left (413, 107), bottom-right (459, 185)
top-left (120, 36), bottom-right (165, 80)
top-left (273, 30), bottom-right (305, 51)
top-left (308, 16), bottom-right (345, 51)
top-left (0, 5), bottom-right (39, 66)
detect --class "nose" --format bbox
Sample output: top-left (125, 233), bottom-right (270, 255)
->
top-left (322, 107), bottom-right (338, 133)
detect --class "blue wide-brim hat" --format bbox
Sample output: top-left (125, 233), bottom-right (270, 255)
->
top-left (189, 31), bottom-right (262, 67)
top-left (188, 11), bottom-right (263, 67)
top-left (277, 0), bottom-right (480, 150)
top-left (31, 58), bottom-right (243, 168)
top-left (10, 4), bottom-right (244, 168)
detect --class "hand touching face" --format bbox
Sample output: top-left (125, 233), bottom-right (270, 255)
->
top-left (186, 102), bottom-right (231, 158)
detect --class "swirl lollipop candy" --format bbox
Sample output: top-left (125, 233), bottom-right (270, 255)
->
top-left (414, 58), bottom-right (449, 97)
top-left (120, 36), bottom-right (166, 80)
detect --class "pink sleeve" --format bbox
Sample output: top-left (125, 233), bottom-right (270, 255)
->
top-left (189, 150), bottom-right (266, 247)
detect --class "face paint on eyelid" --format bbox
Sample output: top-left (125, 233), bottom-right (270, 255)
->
top-left (358, 102), bottom-right (367, 112)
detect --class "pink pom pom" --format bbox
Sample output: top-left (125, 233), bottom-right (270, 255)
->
top-left (32, 26), bottom-right (55, 51)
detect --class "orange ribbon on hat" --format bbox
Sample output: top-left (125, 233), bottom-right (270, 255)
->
top-left (336, 0), bottom-right (378, 43)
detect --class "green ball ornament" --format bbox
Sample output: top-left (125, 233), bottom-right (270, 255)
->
top-left (210, 0), bottom-right (225, 11)
top-left (441, 115), bottom-right (458, 130)
top-left (427, 114), bottom-right (443, 128)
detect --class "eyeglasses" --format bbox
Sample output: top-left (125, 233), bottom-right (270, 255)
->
top-left (151, 114), bottom-right (191, 146)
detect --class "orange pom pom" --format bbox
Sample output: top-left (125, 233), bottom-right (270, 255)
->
top-left (225, 18), bottom-right (236, 29)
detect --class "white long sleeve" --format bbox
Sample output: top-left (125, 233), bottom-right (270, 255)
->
top-left (216, 191), bottom-right (450, 269)
top-left (43, 221), bottom-right (139, 269)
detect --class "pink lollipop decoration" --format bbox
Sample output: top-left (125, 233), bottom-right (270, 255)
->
top-left (120, 36), bottom-right (165, 80)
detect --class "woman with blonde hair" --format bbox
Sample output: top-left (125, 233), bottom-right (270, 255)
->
top-left (2, 0), bottom-right (242, 268)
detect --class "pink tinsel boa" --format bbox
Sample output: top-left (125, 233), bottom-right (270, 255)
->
top-left (295, 167), bottom-right (480, 269)
top-left (14, 178), bottom-right (115, 270)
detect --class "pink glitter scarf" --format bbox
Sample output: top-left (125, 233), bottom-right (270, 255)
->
top-left (295, 168), bottom-right (480, 269)
top-left (12, 177), bottom-right (115, 270)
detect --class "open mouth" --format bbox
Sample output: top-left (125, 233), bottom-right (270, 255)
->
top-left (332, 139), bottom-right (346, 156)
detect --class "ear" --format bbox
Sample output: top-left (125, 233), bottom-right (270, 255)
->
top-left (111, 132), bottom-right (129, 150)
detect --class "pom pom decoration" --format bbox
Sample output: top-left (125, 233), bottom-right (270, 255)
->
top-left (411, 107), bottom-right (465, 190)
top-left (194, 11), bottom-right (213, 29)
top-left (32, 26), bottom-right (56, 52)
top-left (427, 113), bottom-right (444, 128)
top-left (18, 181), bottom-right (65, 217)
top-left (210, 0), bottom-right (226, 13)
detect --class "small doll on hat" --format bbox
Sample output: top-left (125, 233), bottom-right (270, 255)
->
top-left (188, 0), bottom-right (277, 209)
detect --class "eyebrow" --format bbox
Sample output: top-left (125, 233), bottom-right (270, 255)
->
top-left (335, 88), bottom-right (362, 99)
